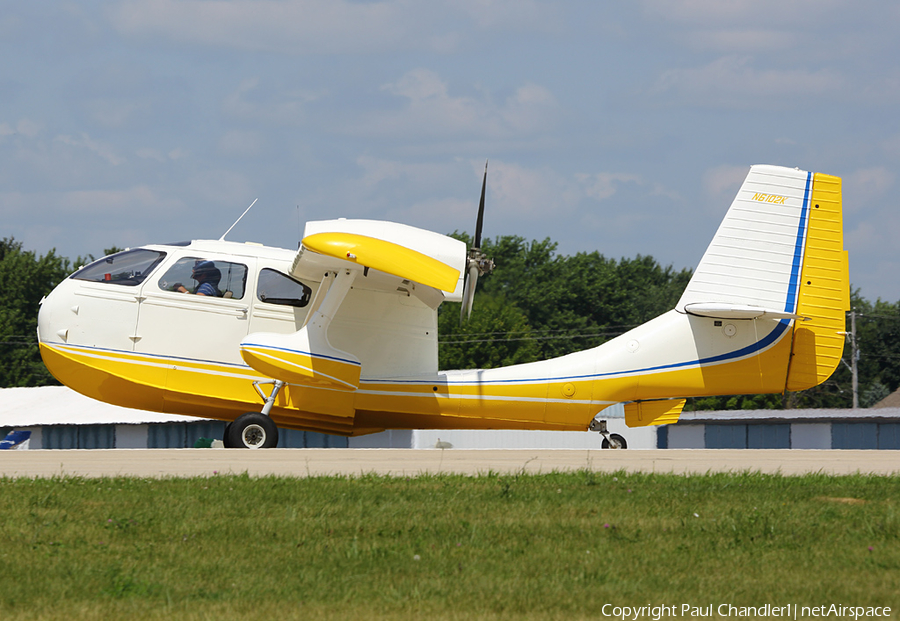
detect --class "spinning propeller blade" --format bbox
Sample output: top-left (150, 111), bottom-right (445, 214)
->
top-left (461, 264), bottom-right (479, 324)
top-left (474, 161), bottom-right (487, 248)
top-left (460, 161), bottom-right (494, 324)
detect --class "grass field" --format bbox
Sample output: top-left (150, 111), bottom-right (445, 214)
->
top-left (0, 471), bottom-right (897, 620)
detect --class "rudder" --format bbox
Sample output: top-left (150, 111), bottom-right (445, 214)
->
top-left (786, 173), bottom-right (849, 390)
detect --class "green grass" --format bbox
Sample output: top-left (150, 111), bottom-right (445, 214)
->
top-left (0, 471), bottom-right (898, 620)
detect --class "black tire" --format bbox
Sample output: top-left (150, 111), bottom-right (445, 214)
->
top-left (601, 433), bottom-right (627, 449)
top-left (222, 422), bottom-right (233, 448)
top-left (226, 412), bottom-right (279, 449)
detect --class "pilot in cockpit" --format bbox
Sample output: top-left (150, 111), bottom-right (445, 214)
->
top-left (174, 260), bottom-right (222, 296)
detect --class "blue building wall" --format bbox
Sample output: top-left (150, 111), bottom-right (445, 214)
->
top-left (666, 420), bottom-right (900, 449)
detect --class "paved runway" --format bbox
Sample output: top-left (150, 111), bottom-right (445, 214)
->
top-left (0, 448), bottom-right (898, 478)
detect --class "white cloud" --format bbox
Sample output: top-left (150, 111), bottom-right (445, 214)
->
top-left (848, 167), bottom-right (894, 196)
top-left (0, 185), bottom-right (179, 218)
top-left (364, 69), bottom-right (557, 139)
top-left (136, 148), bottom-right (166, 162)
top-left (54, 133), bottom-right (125, 166)
top-left (676, 29), bottom-right (798, 55)
top-left (18, 119), bottom-right (42, 137)
top-left (488, 160), bottom-right (576, 219)
top-left (83, 99), bottom-right (149, 129)
top-left (845, 214), bottom-right (900, 298)
top-left (843, 167), bottom-right (895, 217)
top-left (385, 196), bottom-right (474, 237)
top-left (354, 156), bottom-right (458, 190)
top-left (109, 0), bottom-right (401, 53)
top-left (378, 69), bottom-right (484, 135)
top-left (577, 172), bottom-right (642, 201)
top-left (185, 169), bottom-right (254, 207)
top-left (0, 119), bottom-right (42, 139)
top-left (702, 164), bottom-right (747, 200)
top-left (57, 185), bottom-right (161, 213)
top-left (652, 56), bottom-right (844, 109)
top-left (454, 0), bottom-right (555, 30)
top-left (108, 0), bottom-right (557, 54)
top-left (501, 83), bottom-right (558, 133)
top-left (222, 78), bottom-right (321, 126)
top-left (342, 158), bottom-right (673, 237)
top-left (136, 147), bottom-right (191, 162)
top-left (640, 0), bottom-right (845, 26)
top-left (218, 130), bottom-right (265, 158)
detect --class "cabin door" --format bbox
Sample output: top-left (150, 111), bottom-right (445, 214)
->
top-left (133, 254), bottom-right (256, 367)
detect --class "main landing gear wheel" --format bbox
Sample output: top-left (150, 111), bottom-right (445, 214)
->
top-left (601, 433), bottom-right (627, 449)
top-left (225, 412), bottom-right (279, 449)
top-left (589, 419), bottom-right (628, 449)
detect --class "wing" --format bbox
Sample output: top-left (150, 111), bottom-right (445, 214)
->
top-left (292, 219), bottom-right (467, 307)
top-left (240, 219), bottom-right (467, 391)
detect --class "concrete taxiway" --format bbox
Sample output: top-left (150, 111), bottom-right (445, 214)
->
top-left (0, 449), bottom-right (898, 478)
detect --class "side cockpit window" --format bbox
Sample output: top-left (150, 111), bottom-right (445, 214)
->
top-left (71, 249), bottom-right (166, 286)
top-left (157, 257), bottom-right (248, 299)
top-left (257, 268), bottom-right (311, 307)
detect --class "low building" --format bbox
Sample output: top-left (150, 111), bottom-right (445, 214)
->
top-left (662, 408), bottom-right (900, 450)
top-left (0, 386), bottom-right (347, 449)
top-left (3, 387), bottom-right (899, 450)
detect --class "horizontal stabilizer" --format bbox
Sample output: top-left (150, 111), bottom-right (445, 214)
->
top-left (682, 303), bottom-right (808, 321)
top-left (624, 399), bottom-right (686, 428)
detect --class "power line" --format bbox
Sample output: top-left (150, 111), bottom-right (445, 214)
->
top-left (440, 330), bottom-right (631, 345)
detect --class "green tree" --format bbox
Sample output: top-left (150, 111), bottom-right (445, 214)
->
top-left (439, 293), bottom-right (541, 370)
top-left (854, 296), bottom-right (900, 394)
top-left (443, 233), bottom-right (693, 369)
top-left (0, 238), bottom-right (75, 386)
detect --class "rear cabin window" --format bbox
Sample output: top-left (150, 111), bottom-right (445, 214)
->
top-left (157, 257), bottom-right (248, 299)
top-left (256, 269), bottom-right (311, 307)
top-left (71, 249), bottom-right (166, 286)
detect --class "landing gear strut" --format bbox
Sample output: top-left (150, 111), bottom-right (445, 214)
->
top-left (223, 380), bottom-right (284, 448)
top-left (589, 419), bottom-right (627, 449)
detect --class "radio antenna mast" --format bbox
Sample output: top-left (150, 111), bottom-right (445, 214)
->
top-left (219, 198), bottom-right (258, 241)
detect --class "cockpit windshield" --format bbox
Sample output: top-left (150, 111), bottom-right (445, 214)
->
top-left (71, 249), bottom-right (167, 286)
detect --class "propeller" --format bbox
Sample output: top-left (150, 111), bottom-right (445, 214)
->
top-left (460, 161), bottom-right (495, 323)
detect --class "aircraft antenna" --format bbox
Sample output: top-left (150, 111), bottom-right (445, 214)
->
top-left (219, 198), bottom-right (259, 241)
top-left (297, 205), bottom-right (302, 248)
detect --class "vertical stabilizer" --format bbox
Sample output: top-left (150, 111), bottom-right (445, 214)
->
top-left (674, 164), bottom-right (848, 395)
top-left (677, 165), bottom-right (814, 315)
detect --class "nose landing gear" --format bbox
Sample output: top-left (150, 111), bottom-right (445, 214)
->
top-left (589, 419), bottom-right (627, 449)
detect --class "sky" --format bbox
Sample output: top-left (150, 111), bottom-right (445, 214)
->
top-left (2, 1), bottom-right (900, 302)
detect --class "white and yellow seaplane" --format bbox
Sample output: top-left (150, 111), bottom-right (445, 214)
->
top-left (37, 164), bottom-right (848, 448)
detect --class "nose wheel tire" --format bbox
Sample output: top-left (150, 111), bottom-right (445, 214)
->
top-left (225, 412), bottom-right (279, 449)
top-left (601, 433), bottom-right (627, 449)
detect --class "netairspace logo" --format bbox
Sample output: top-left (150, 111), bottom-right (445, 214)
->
top-left (600, 604), bottom-right (892, 620)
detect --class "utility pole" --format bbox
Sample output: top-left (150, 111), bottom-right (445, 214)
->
top-left (850, 310), bottom-right (859, 409)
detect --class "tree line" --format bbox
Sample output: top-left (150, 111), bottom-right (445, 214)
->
top-left (3, 234), bottom-right (899, 410)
